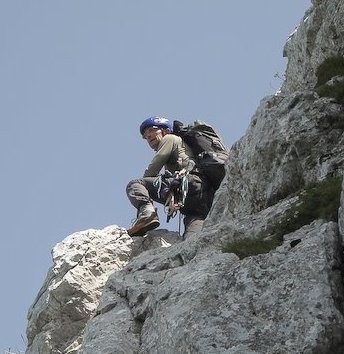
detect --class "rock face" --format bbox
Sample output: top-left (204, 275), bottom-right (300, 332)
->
top-left (26, 226), bottom-right (130, 354)
top-left (82, 220), bottom-right (344, 354)
top-left (206, 91), bottom-right (344, 224)
top-left (26, 227), bottom-right (181, 353)
top-left (26, 0), bottom-right (344, 353)
top-left (281, 0), bottom-right (344, 94)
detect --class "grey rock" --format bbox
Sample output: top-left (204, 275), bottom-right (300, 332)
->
top-left (25, 225), bottom-right (182, 354)
top-left (207, 91), bottom-right (344, 223)
top-left (339, 177), bottom-right (344, 239)
top-left (80, 221), bottom-right (344, 354)
top-left (282, 0), bottom-right (344, 94)
top-left (26, 225), bottom-right (132, 354)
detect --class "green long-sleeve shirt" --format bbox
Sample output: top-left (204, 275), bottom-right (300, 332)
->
top-left (143, 134), bottom-right (194, 177)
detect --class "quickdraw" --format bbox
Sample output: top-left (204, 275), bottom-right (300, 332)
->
top-left (164, 175), bottom-right (188, 222)
top-left (164, 160), bottom-right (195, 223)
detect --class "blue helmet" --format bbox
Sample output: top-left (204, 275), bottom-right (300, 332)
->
top-left (140, 116), bottom-right (173, 136)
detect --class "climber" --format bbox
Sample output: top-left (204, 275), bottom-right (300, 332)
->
top-left (126, 116), bottom-right (211, 239)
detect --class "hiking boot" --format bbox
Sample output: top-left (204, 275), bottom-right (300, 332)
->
top-left (127, 203), bottom-right (160, 237)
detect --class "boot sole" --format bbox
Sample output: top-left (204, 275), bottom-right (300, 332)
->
top-left (127, 217), bottom-right (160, 237)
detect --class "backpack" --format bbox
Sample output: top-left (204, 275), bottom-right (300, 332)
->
top-left (173, 120), bottom-right (230, 191)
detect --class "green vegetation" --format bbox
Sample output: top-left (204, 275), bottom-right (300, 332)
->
top-left (223, 176), bottom-right (342, 259)
top-left (275, 176), bottom-right (342, 236)
top-left (222, 237), bottom-right (281, 260)
top-left (315, 56), bottom-right (344, 104)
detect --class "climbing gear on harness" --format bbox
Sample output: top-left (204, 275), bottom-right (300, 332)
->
top-left (153, 170), bottom-right (173, 199)
top-left (164, 172), bottom-right (188, 221)
top-left (127, 202), bottom-right (160, 237)
top-left (163, 160), bottom-right (195, 223)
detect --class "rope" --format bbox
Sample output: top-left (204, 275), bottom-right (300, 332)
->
top-left (178, 212), bottom-right (182, 237)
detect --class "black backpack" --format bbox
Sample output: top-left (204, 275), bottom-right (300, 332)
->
top-left (173, 120), bottom-right (230, 191)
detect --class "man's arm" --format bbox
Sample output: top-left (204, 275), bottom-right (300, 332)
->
top-left (143, 135), bottom-right (175, 177)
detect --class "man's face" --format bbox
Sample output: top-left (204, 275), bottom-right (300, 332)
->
top-left (143, 126), bottom-right (165, 151)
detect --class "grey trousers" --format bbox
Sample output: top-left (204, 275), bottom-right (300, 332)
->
top-left (183, 215), bottom-right (204, 239)
top-left (126, 174), bottom-right (210, 237)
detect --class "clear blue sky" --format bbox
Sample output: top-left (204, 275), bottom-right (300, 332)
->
top-left (0, 1), bottom-right (311, 351)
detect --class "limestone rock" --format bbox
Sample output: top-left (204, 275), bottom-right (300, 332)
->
top-left (25, 226), bottom-right (131, 354)
top-left (340, 177), bottom-right (344, 237)
top-left (282, 0), bottom-right (344, 93)
top-left (207, 92), bottom-right (344, 224)
top-left (25, 225), bottom-right (182, 353)
top-left (80, 220), bottom-right (344, 353)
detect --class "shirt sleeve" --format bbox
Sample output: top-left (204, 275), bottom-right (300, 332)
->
top-left (143, 135), bottom-right (175, 177)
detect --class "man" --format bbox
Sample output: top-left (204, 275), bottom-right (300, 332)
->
top-left (126, 116), bottom-right (211, 238)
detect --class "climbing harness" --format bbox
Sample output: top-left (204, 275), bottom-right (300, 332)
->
top-left (163, 160), bottom-right (195, 223)
top-left (153, 160), bottom-right (195, 235)
top-left (164, 171), bottom-right (189, 222)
